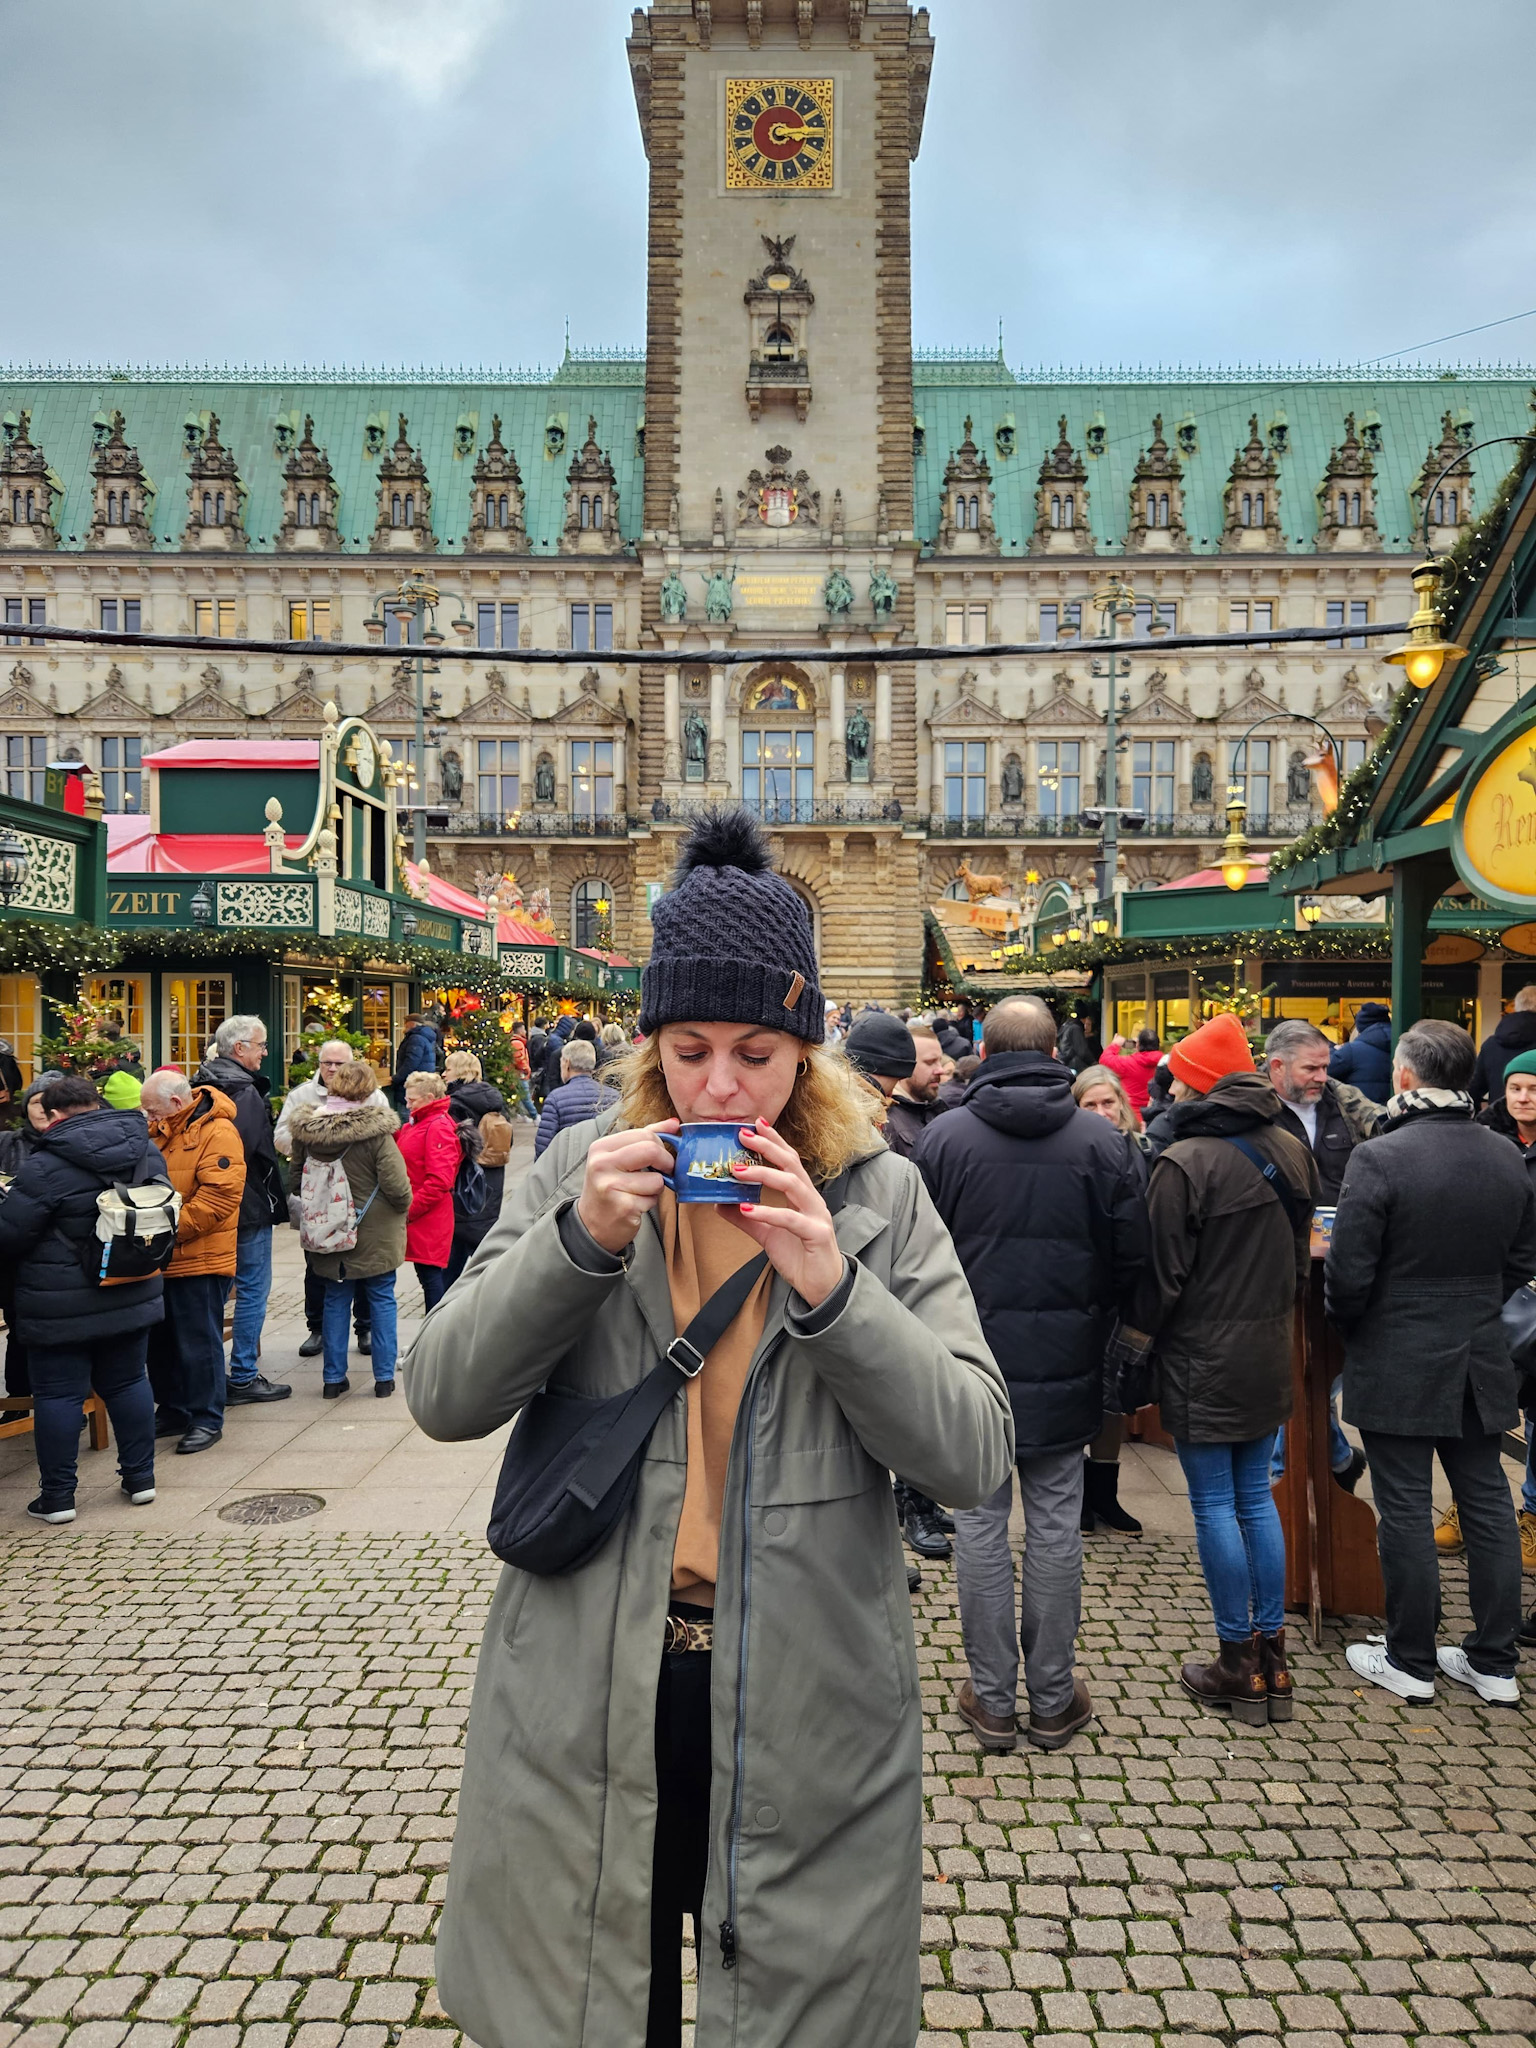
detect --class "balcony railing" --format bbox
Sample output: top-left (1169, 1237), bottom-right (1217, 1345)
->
top-left (441, 810), bottom-right (635, 838)
top-left (925, 808), bottom-right (1322, 841)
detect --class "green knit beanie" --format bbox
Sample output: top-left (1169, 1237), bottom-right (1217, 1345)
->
top-left (1503, 1049), bottom-right (1536, 1082)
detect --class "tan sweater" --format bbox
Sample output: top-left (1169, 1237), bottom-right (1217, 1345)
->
top-left (661, 1191), bottom-right (773, 1605)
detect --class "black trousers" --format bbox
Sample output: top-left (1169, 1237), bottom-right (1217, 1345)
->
top-left (1361, 1388), bottom-right (1522, 1682)
top-left (646, 1611), bottom-right (712, 2048)
top-left (303, 1255), bottom-right (370, 1335)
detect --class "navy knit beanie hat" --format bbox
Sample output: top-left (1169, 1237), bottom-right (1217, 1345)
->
top-left (639, 810), bottom-right (824, 1042)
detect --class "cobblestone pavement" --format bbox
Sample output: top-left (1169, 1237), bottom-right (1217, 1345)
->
top-left (3, 1520), bottom-right (1534, 2048)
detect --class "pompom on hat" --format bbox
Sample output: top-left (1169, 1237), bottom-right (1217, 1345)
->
top-left (1167, 1012), bottom-right (1255, 1095)
top-left (638, 809), bottom-right (824, 1042)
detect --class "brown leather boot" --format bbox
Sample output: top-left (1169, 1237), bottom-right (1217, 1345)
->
top-left (1180, 1639), bottom-right (1269, 1725)
top-left (956, 1680), bottom-right (1017, 1753)
top-left (1027, 1676), bottom-right (1094, 1752)
top-left (1255, 1629), bottom-right (1293, 1721)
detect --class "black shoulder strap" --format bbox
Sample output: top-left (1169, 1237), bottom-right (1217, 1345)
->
top-left (1221, 1133), bottom-right (1308, 1233)
top-left (565, 1251), bottom-right (771, 1511)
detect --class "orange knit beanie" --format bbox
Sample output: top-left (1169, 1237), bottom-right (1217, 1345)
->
top-left (1167, 1012), bottom-right (1255, 1094)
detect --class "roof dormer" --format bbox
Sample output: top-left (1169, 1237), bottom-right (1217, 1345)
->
top-left (0, 412), bottom-right (58, 549)
top-left (371, 415), bottom-right (436, 554)
top-left (86, 411), bottom-right (154, 550)
top-left (936, 416), bottom-right (996, 555)
top-left (1220, 416), bottom-right (1282, 552)
top-left (182, 414), bottom-right (248, 551)
top-left (1124, 414), bottom-right (1188, 553)
top-left (467, 415), bottom-right (529, 553)
top-left (1030, 417), bottom-right (1093, 555)
top-left (277, 415), bottom-right (340, 551)
top-left (562, 417), bottom-right (619, 554)
top-left (1315, 412), bottom-right (1379, 552)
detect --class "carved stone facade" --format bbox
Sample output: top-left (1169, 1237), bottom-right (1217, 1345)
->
top-left (561, 417), bottom-right (619, 553)
top-left (86, 413), bottom-right (154, 549)
top-left (370, 417), bottom-right (436, 554)
top-left (1315, 413), bottom-right (1381, 552)
top-left (0, 413), bottom-right (56, 549)
top-left (465, 416), bottom-right (528, 553)
top-left (1124, 415), bottom-right (1188, 554)
top-left (935, 418), bottom-right (996, 555)
top-left (181, 414), bottom-right (248, 552)
top-left (277, 417), bottom-right (340, 551)
top-left (1032, 418), bottom-right (1093, 554)
top-left (1221, 416), bottom-right (1283, 551)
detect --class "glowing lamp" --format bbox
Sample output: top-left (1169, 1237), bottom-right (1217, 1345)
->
top-left (1218, 788), bottom-right (1251, 892)
top-left (1383, 559), bottom-right (1467, 690)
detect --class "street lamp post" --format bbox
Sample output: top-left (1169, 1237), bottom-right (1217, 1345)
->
top-left (1078, 580), bottom-right (1150, 907)
top-left (1221, 712), bottom-right (1345, 891)
top-left (364, 575), bottom-right (472, 864)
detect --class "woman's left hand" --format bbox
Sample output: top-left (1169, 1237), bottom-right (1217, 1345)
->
top-left (725, 1119), bottom-right (846, 1310)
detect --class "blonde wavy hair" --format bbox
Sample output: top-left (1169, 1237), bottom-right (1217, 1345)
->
top-left (614, 1033), bottom-right (883, 1185)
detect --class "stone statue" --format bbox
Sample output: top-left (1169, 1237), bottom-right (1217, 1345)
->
top-left (439, 749), bottom-right (463, 802)
top-left (1001, 753), bottom-right (1024, 804)
top-left (1287, 748), bottom-right (1311, 804)
top-left (846, 705), bottom-right (871, 781)
top-left (868, 566), bottom-right (898, 620)
top-left (659, 570), bottom-right (687, 622)
top-left (534, 753), bottom-right (555, 803)
top-left (704, 565), bottom-right (736, 623)
top-left (683, 708), bottom-right (708, 781)
top-left (824, 568), bottom-right (854, 616)
top-left (1191, 752), bottom-right (1214, 805)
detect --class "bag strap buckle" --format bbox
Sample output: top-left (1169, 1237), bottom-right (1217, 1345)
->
top-left (665, 1335), bottom-right (707, 1379)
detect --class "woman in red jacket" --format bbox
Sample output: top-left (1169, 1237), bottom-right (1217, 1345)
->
top-left (397, 1073), bottom-right (460, 1312)
top-left (1102, 1027), bottom-right (1164, 1115)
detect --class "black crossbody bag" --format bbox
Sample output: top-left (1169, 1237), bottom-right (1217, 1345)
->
top-left (487, 1249), bottom-right (771, 1576)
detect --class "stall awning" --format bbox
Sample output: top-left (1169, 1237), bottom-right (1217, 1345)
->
top-left (400, 861), bottom-right (490, 922)
top-left (106, 817), bottom-right (305, 873)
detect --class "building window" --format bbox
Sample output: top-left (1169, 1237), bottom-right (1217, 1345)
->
top-left (1049, 493), bottom-right (1076, 528)
top-left (483, 491), bottom-right (512, 528)
top-left (943, 740), bottom-right (987, 820)
top-left (192, 598), bottom-right (236, 638)
top-left (1036, 740), bottom-right (1080, 820)
top-left (1132, 740), bottom-right (1175, 820)
top-left (105, 489), bottom-right (133, 525)
top-left (0, 973), bottom-right (40, 1082)
top-left (944, 602), bottom-right (988, 647)
top-left (1240, 491), bottom-right (1266, 527)
top-left (200, 490), bottom-right (227, 526)
top-left (571, 603), bottom-right (613, 653)
top-left (1335, 491), bottom-right (1363, 527)
top-left (99, 598), bottom-right (141, 635)
top-left (3, 598), bottom-right (45, 647)
top-left (360, 984), bottom-right (391, 1071)
top-left (573, 878), bottom-right (615, 949)
top-left (294, 490), bottom-right (323, 526)
top-left (1432, 488), bottom-right (1459, 525)
top-left (99, 735), bottom-right (144, 813)
top-left (1325, 599), bottom-right (1369, 649)
top-left (1132, 601), bottom-right (1178, 636)
top-left (476, 602), bottom-right (519, 649)
top-left (3, 735), bottom-right (46, 803)
top-left (84, 975), bottom-right (146, 1045)
top-left (1234, 738), bottom-right (1270, 820)
top-left (578, 494), bottom-right (606, 531)
top-left (383, 606), bottom-right (423, 648)
top-left (952, 493), bottom-right (980, 531)
top-left (477, 739), bottom-right (520, 818)
top-left (1228, 599), bottom-right (1273, 648)
top-left (10, 488), bottom-right (36, 523)
top-left (287, 599), bottom-right (331, 641)
top-left (164, 975), bottom-right (231, 1073)
top-left (570, 739), bottom-right (614, 820)
top-left (743, 729), bottom-right (813, 822)
top-left (1344, 738), bottom-right (1369, 775)
top-left (390, 492), bottom-right (415, 528)
top-left (1039, 602), bottom-right (1083, 643)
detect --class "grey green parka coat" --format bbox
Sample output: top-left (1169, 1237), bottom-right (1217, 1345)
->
top-left (403, 1115), bottom-right (1012, 2048)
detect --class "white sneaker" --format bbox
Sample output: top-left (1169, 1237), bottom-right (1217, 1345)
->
top-left (1436, 1644), bottom-right (1520, 1705)
top-left (1346, 1641), bottom-right (1435, 1702)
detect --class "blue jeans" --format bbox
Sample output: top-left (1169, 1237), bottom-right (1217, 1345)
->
top-left (1271, 1375), bottom-right (1352, 1478)
top-left (29, 1331), bottom-right (154, 1504)
top-left (1176, 1435), bottom-right (1288, 1640)
top-left (322, 1274), bottom-right (397, 1384)
top-left (227, 1229), bottom-right (272, 1385)
top-left (147, 1274), bottom-right (230, 1436)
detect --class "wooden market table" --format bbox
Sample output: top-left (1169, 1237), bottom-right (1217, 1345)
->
top-left (1274, 1254), bottom-right (1385, 1641)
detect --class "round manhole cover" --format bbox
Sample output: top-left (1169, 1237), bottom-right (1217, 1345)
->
top-left (218, 1492), bottom-right (325, 1526)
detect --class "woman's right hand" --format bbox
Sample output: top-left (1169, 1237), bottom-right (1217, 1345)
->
top-left (575, 1119), bottom-right (679, 1255)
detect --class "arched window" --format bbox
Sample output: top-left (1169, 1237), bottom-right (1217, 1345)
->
top-left (201, 491), bottom-right (212, 524)
top-left (391, 493), bottom-right (401, 526)
top-left (485, 493), bottom-right (497, 527)
top-left (9, 492), bottom-right (18, 523)
top-left (969, 495), bottom-right (979, 528)
top-left (310, 493), bottom-right (321, 525)
top-left (1433, 490), bottom-right (1444, 524)
top-left (296, 493), bottom-right (309, 526)
top-left (1350, 491), bottom-right (1361, 526)
top-left (1050, 495), bottom-right (1061, 528)
top-left (498, 493), bottom-right (509, 525)
top-left (404, 493), bottom-right (414, 527)
top-left (765, 322), bottom-right (795, 359)
top-left (1448, 489), bottom-right (1458, 522)
top-left (106, 490), bottom-right (117, 524)
top-left (1063, 493), bottom-right (1074, 526)
top-left (215, 491), bottom-right (225, 525)
top-left (579, 495), bottom-right (590, 529)
top-left (1254, 491), bottom-right (1264, 524)
top-left (572, 877), bottom-right (616, 949)
top-left (592, 495), bottom-right (604, 530)
top-left (1241, 493), bottom-right (1252, 526)
top-left (1159, 492), bottom-right (1170, 525)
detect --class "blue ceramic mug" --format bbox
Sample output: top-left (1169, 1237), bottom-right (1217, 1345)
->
top-left (658, 1122), bottom-right (763, 1205)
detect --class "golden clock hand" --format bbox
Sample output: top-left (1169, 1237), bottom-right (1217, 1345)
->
top-left (766, 120), bottom-right (812, 147)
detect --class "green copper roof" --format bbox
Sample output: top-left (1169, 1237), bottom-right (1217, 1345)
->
top-left (913, 366), bottom-right (1536, 554)
top-left (0, 361), bottom-right (645, 552)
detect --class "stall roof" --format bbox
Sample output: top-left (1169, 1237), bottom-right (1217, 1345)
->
top-left (401, 861), bottom-right (489, 921)
top-left (142, 741), bottom-right (321, 771)
top-left (1157, 862), bottom-right (1273, 891)
top-left (497, 914), bottom-right (558, 947)
top-left (105, 816), bottom-right (305, 872)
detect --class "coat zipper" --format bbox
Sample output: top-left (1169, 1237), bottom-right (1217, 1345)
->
top-left (719, 1366), bottom-right (764, 1972)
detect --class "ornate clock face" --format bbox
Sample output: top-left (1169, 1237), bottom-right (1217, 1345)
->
top-left (726, 79), bottom-right (834, 190)
top-left (348, 730), bottom-right (377, 792)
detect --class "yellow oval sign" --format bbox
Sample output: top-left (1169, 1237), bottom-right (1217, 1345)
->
top-left (1501, 922), bottom-right (1536, 956)
top-left (1453, 717), bottom-right (1536, 909)
top-left (1423, 933), bottom-right (1485, 965)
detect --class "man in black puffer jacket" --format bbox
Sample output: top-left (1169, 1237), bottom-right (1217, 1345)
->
top-left (0, 1074), bottom-right (167, 1522)
top-left (917, 996), bottom-right (1148, 1753)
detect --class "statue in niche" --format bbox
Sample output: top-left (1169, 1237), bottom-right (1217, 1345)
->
top-left (439, 749), bottom-right (463, 802)
top-left (868, 566), bottom-right (898, 620)
top-left (659, 570), bottom-right (687, 622)
top-left (1001, 752), bottom-right (1024, 804)
top-left (683, 708), bottom-right (708, 781)
top-left (1191, 752), bottom-right (1214, 806)
top-left (824, 568), bottom-right (854, 616)
top-left (704, 565), bottom-right (736, 624)
top-left (1287, 748), bottom-right (1311, 804)
top-left (534, 753), bottom-right (556, 803)
top-left (846, 705), bottom-right (871, 782)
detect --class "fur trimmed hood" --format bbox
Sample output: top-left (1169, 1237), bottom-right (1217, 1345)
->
top-left (287, 1100), bottom-right (399, 1155)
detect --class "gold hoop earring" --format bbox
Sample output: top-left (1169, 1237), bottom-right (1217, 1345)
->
top-left (797, 1058), bottom-right (810, 1076)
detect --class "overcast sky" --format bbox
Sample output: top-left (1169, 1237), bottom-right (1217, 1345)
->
top-left (3, 0), bottom-right (1533, 374)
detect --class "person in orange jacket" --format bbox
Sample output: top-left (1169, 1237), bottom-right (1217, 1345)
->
top-left (141, 1070), bottom-right (246, 1455)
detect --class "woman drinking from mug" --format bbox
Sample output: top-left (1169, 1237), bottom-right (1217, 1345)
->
top-left (405, 810), bottom-right (1011, 2048)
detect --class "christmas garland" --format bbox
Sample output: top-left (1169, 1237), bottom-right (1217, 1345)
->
top-left (994, 924), bottom-right (1427, 978)
top-left (1267, 678), bottom-right (1418, 877)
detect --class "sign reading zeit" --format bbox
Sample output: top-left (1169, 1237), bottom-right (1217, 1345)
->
top-left (725, 80), bottom-right (834, 190)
